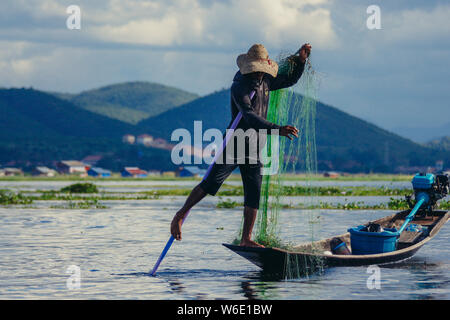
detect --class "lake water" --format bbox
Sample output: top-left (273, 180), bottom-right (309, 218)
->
top-left (0, 197), bottom-right (448, 299)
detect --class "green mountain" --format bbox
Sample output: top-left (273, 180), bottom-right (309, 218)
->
top-left (0, 88), bottom-right (175, 171)
top-left (1, 85), bottom-right (448, 173)
top-left (138, 89), bottom-right (449, 172)
top-left (56, 81), bottom-right (198, 124)
top-left (0, 88), bottom-right (135, 139)
top-left (425, 136), bottom-right (450, 151)
top-left (138, 89), bottom-right (230, 138)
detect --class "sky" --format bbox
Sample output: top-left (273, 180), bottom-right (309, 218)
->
top-left (1, 0), bottom-right (449, 138)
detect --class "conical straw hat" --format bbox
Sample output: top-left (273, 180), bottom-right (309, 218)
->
top-left (237, 44), bottom-right (278, 78)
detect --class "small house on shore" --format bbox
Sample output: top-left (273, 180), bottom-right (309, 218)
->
top-left (137, 134), bottom-right (154, 146)
top-left (121, 167), bottom-right (148, 178)
top-left (0, 167), bottom-right (24, 176)
top-left (323, 171), bottom-right (340, 178)
top-left (122, 134), bottom-right (136, 144)
top-left (87, 167), bottom-right (111, 178)
top-left (32, 166), bottom-right (57, 177)
top-left (177, 166), bottom-right (206, 178)
top-left (57, 161), bottom-right (88, 174)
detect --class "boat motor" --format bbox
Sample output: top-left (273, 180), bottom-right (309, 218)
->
top-left (348, 172), bottom-right (448, 255)
top-left (400, 173), bottom-right (449, 233)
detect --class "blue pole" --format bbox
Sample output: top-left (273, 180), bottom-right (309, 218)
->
top-left (150, 92), bottom-right (255, 276)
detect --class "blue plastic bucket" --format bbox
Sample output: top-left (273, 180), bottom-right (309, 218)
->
top-left (348, 226), bottom-right (399, 255)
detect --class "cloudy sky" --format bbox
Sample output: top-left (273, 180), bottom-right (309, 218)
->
top-left (1, 0), bottom-right (449, 138)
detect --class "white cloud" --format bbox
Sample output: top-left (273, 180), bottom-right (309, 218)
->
top-left (89, 0), bottom-right (337, 49)
top-left (1, 0), bottom-right (449, 131)
top-left (383, 5), bottom-right (450, 44)
top-left (94, 17), bottom-right (181, 46)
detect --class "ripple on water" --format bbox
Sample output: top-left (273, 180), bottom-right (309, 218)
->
top-left (0, 200), bottom-right (448, 299)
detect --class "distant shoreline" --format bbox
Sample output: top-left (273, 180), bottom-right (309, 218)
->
top-left (0, 173), bottom-right (414, 182)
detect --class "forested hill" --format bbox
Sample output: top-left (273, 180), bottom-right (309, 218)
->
top-left (0, 86), bottom-right (447, 172)
top-left (138, 89), bottom-right (449, 172)
top-left (54, 81), bottom-right (198, 124)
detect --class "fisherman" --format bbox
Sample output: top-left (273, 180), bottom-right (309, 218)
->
top-left (170, 43), bottom-right (312, 248)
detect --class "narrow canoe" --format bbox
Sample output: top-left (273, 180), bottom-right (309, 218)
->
top-left (223, 210), bottom-right (449, 276)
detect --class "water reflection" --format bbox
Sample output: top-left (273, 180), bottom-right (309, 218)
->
top-left (168, 279), bottom-right (186, 294)
top-left (380, 257), bottom-right (449, 300)
top-left (0, 199), bottom-right (448, 299)
top-left (240, 280), bottom-right (281, 300)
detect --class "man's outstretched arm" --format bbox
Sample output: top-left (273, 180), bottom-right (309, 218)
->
top-left (269, 43), bottom-right (311, 91)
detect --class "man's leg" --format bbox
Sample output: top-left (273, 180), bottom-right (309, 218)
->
top-left (170, 162), bottom-right (237, 241)
top-left (240, 206), bottom-right (264, 247)
top-left (239, 163), bottom-right (264, 248)
top-left (170, 184), bottom-right (207, 240)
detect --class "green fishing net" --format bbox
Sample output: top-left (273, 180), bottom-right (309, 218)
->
top-left (256, 53), bottom-right (323, 277)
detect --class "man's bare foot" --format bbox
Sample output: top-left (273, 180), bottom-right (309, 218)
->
top-left (240, 239), bottom-right (265, 248)
top-left (170, 212), bottom-right (185, 240)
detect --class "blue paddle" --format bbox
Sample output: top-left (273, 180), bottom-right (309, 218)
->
top-left (150, 91), bottom-right (255, 276)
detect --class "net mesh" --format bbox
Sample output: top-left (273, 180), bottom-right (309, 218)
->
top-left (255, 53), bottom-right (324, 278)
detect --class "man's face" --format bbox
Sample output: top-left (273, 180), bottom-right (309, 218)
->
top-left (251, 72), bottom-right (264, 82)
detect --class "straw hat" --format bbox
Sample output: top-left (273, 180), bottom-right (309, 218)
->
top-left (237, 44), bottom-right (278, 78)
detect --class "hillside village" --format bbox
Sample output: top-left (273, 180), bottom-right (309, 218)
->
top-left (1, 129), bottom-right (444, 179)
top-left (0, 132), bottom-right (209, 178)
top-left (0, 160), bottom-right (207, 179)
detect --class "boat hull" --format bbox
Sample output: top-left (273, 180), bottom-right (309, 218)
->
top-left (223, 210), bottom-right (448, 276)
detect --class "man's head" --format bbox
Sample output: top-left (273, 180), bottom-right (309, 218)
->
top-left (237, 44), bottom-right (278, 78)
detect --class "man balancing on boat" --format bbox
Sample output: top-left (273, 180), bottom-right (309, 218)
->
top-left (170, 43), bottom-right (312, 248)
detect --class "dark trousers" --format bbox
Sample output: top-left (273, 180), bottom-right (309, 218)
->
top-left (199, 162), bottom-right (263, 209)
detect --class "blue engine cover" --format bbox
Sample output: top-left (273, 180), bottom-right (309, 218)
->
top-left (412, 173), bottom-right (435, 190)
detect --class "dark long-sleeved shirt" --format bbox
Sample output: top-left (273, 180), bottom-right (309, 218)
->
top-left (223, 55), bottom-right (305, 163)
top-left (229, 56), bottom-right (305, 132)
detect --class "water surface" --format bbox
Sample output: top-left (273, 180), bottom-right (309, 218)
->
top-left (0, 199), bottom-right (448, 299)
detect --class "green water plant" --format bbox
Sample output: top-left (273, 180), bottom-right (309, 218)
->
top-left (216, 198), bottom-right (242, 208)
top-left (60, 183), bottom-right (98, 193)
top-left (0, 189), bottom-right (33, 205)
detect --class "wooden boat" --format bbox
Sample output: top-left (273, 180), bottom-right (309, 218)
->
top-left (223, 210), bottom-right (449, 276)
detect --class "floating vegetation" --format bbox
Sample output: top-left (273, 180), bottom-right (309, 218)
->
top-left (7, 189), bottom-right (426, 211)
top-left (22, 184), bottom-right (413, 198)
top-left (60, 183), bottom-right (99, 193)
top-left (36, 191), bottom-right (160, 201)
top-left (216, 198), bottom-right (242, 208)
top-left (0, 173), bottom-right (414, 182)
top-left (217, 197), bottom-right (424, 211)
top-left (0, 189), bottom-right (33, 205)
top-left (146, 185), bottom-right (411, 197)
top-left (387, 197), bottom-right (409, 210)
top-left (50, 199), bottom-right (107, 209)
top-left (280, 185), bottom-right (410, 196)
